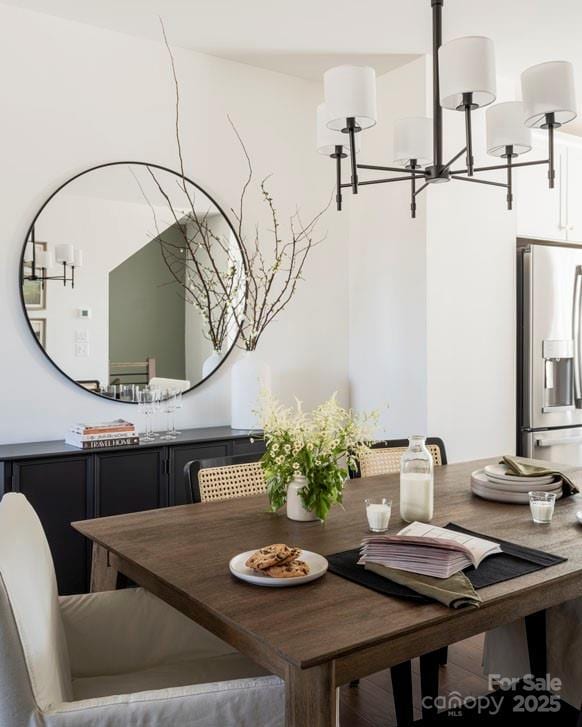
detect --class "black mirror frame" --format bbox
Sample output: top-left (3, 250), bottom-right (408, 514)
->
top-left (19, 160), bottom-right (247, 404)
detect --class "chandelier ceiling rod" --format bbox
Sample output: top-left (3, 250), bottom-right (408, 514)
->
top-left (317, 0), bottom-right (578, 218)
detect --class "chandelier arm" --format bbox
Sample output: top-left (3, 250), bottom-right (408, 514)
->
top-left (442, 147), bottom-right (467, 172)
top-left (410, 160), bottom-right (418, 218)
top-left (451, 159), bottom-right (550, 175)
top-left (334, 145), bottom-right (343, 212)
top-left (357, 163), bottom-right (427, 176)
top-left (507, 151), bottom-right (513, 210)
top-left (346, 117), bottom-right (359, 194)
top-left (414, 182), bottom-right (429, 197)
top-left (464, 99), bottom-right (474, 176)
top-left (452, 175), bottom-right (508, 189)
top-left (432, 0), bottom-right (444, 168)
top-left (340, 176), bottom-right (417, 189)
top-left (547, 115), bottom-right (556, 189)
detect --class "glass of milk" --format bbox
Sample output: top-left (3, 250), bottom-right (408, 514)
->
top-left (529, 491), bottom-right (556, 524)
top-left (365, 498), bottom-right (392, 533)
top-left (400, 436), bottom-right (434, 523)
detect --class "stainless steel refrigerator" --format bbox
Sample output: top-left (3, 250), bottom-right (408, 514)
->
top-left (518, 238), bottom-right (582, 463)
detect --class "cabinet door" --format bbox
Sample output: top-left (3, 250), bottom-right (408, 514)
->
top-left (566, 143), bottom-right (582, 242)
top-left (11, 456), bottom-right (92, 595)
top-left (170, 442), bottom-right (231, 506)
top-left (95, 448), bottom-right (167, 517)
top-left (232, 437), bottom-right (266, 456)
top-left (516, 135), bottom-right (566, 241)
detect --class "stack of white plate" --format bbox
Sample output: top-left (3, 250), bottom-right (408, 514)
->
top-left (471, 463), bottom-right (562, 504)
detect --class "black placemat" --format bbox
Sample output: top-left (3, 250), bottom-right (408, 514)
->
top-left (326, 522), bottom-right (567, 604)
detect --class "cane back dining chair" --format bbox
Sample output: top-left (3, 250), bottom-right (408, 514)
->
top-left (184, 452), bottom-right (265, 504)
top-left (355, 437), bottom-right (448, 479)
top-left (184, 451), bottom-right (444, 725)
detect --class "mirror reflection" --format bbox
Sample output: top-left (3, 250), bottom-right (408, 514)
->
top-left (20, 163), bottom-right (245, 402)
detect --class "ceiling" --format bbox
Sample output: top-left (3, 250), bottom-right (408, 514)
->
top-left (3, 0), bottom-right (582, 92)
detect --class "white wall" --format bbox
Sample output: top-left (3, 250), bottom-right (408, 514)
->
top-left (36, 191), bottom-right (173, 385)
top-left (348, 59), bottom-right (517, 461)
top-left (348, 57), bottom-right (429, 439)
top-left (426, 79), bottom-right (517, 462)
top-left (0, 4), bottom-right (348, 443)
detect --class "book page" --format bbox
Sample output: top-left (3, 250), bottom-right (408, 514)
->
top-left (397, 522), bottom-right (501, 567)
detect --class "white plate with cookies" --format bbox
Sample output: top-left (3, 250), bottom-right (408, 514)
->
top-left (229, 544), bottom-right (328, 587)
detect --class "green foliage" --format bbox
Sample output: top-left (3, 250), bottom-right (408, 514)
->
top-left (258, 393), bottom-right (378, 521)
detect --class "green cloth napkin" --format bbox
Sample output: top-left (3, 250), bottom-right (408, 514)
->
top-left (364, 563), bottom-right (481, 609)
top-left (501, 455), bottom-right (578, 496)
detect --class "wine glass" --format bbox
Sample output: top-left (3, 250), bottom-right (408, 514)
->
top-left (150, 388), bottom-right (161, 439)
top-left (172, 390), bottom-right (183, 435)
top-left (138, 389), bottom-right (156, 442)
top-left (159, 390), bottom-right (178, 440)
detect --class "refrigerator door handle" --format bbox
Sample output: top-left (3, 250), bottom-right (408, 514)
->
top-left (573, 265), bottom-right (582, 407)
top-left (536, 435), bottom-right (582, 447)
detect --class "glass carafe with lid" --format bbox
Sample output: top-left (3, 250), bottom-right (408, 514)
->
top-left (400, 436), bottom-right (434, 523)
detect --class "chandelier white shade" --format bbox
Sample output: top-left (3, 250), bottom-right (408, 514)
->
top-left (394, 117), bottom-right (432, 166)
top-left (73, 249), bottom-right (84, 268)
top-left (55, 243), bottom-right (75, 265)
top-left (439, 36), bottom-right (496, 110)
top-left (317, 0), bottom-right (577, 218)
top-left (521, 61), bottom-right (577, 128)
top-left (36, 249), bottom-right (54, 270)
top-left (324, 65), bottom-right (377, 131)
top-left (316, 103), bottom-right (360, 156)
top-left (486, 102), bottom-right (532, 157)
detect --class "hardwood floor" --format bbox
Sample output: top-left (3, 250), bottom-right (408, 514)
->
top-left (339, 634), bottom-right (489, 726)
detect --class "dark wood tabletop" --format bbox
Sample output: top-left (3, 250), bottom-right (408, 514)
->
top-left (73, 458), bottom-right (582, 727)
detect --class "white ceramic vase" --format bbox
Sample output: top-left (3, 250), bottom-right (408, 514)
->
top-left (230, 350), bottom-right (271, 430)
top-left (202, 350), bottom-right (223, 378)
top-left (286, 475), bottom-right (318, 522)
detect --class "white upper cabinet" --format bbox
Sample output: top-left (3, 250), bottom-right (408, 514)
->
top-left (516, 132), bottom-right (582, 243)
top-left (515, 132), bottom-right (567, 241)
top-left (565, 142), bottom-right (582, 242)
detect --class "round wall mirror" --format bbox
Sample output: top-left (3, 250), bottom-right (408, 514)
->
top-left (20, 162), bottom-right (246, 402)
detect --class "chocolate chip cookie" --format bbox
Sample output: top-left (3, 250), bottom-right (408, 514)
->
top-left (245, 543), bottom-right (294, 571)
top-left (265, 559), bottom-right (310, 578)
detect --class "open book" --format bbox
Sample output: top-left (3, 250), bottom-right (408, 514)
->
top-left (358, 522), bottom-right (502, 579)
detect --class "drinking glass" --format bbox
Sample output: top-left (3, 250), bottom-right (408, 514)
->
top-left (150, 388), bottom-right (161, 438)
top-left (118, 384), bottom-right (136, 403)
top-left (160, 390), bottom-right (178, 440)
top-left (101, 384), bottom-right (117, 400)
top-left (365, 498), bottom-right (392, 533)
top-left (529, 491), bottom-right (556, 524)
top-left (172, 390), bottom-right (183, 434)
top-left (138, 389), bottom-right (156, 442)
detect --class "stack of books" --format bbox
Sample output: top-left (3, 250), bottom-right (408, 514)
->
top-left (358, 522), bottom-right (501, 579)
top-left (65, 419), bottom-right (139, 450)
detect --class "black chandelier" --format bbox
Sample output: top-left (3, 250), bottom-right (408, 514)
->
top-left (317, 0), bottom-right (577, 218)
top-left (22, 227), bottom-right (82, 289)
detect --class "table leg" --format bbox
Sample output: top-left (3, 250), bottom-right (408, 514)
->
top-left (285, 662), bottom-right (336, 727)
top-left (390, 660), bottom-right (413, 726)
top-left (90, 543), bottom-right (118, 592)
top-left (525, 609), bottom-right (547, 679)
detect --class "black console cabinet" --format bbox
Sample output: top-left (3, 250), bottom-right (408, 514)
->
top-left (0, 427), bottom-right (264, 595)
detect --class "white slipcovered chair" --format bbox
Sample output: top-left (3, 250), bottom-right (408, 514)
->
top-left (483, 608), bottom-right (582, 708)
top-left (0, 493), bottom-right (284, 727)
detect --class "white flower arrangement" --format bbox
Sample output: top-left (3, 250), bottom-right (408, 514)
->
top-left (258, 392), bottom-right (378, 521)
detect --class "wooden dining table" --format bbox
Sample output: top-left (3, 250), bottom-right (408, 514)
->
top-left (72, 458), bottom-right (582, 727)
